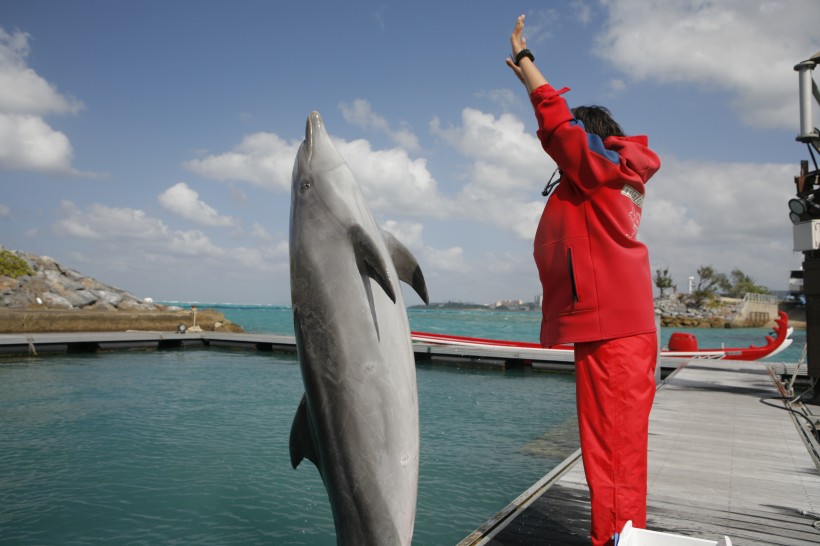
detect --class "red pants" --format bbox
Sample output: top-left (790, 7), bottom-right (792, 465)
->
top-left (574, 332), bottom-right (657, 546)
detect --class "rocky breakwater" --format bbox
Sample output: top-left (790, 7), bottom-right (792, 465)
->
top-left (654, 296), bottom-right (738, 328)
top-left (0, 248), bottom-right (243, 334)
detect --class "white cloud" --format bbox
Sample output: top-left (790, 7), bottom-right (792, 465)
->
top-left (158, 182), bottom-right (235, 227)
top-left (53, 200), bottom-right (289, 281)
top-left (475, 88), bottom-right (521, 112)
top-left (432, 109), bottom-right (550, 183)
top-left (340, 99), bottom-right (421, 152)
top-left (0, 203), bottom-right (9, 217)
top-left (642, 157), bottom-right (800, 290)
top-left (250, 222), bottom-right (274, 241)
top-left (432, 108), bottom-right (554, 238)
top-left (595, 0), bottom-right (820, 129)
top-left (184, 105), bottom-right (555, 236)
top-left (0, 113), bottom-right (80, 174)
top-left (0, 27), bottom-right (88, 175)
top-left (336, 138), bottom-right (452, 217)
top-left (184, 126), bottom-right (453, 218)
top-left (516, 9), bottom-right (560, 46)
top-left (382, 220), bottom-right (466, 273)
top-left (182, 132), bottom-right (300, 190)
top-left (56, 201), bottom-right (170, 240)
top-left (0, 28), bottom-right (83, 116)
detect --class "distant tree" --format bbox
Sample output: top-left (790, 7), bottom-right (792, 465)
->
top-left (690, 265), bottom-right (730, 307)
top-left (726, 268), bottom-right (769, 298)
top-left (653, 267), bottom-right (674, 298)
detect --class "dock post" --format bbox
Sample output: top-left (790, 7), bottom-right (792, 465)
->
top-left (804, 255), bottom-right (820, 401)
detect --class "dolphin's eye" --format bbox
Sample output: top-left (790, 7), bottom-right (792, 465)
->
top-left (301, 181), bottom-right (311, 191)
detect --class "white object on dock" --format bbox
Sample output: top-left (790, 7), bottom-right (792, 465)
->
top-left (616, 521), bottom-right (732, 546)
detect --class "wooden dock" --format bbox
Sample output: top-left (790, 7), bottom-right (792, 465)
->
top-left (0, 331), bottom-right (688, 375)
top-left (460, 359), bottom-right (820, 545)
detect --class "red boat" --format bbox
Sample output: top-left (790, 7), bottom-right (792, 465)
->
top-left (411, 311), bottom-right (793, 362)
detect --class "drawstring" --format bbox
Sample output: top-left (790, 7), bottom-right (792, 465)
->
top-left (542, 167), bottom-right (561, 197)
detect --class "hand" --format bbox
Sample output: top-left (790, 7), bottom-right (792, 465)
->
top-left (510, 14), bottom-right (527, 56)
top-left (505, 14), bottom-right (527, 84)
top-left (505, 14), bottom-right (548, 93)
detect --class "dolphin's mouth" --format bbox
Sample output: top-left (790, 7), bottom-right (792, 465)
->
top-left (302, 111), bottom-right (344, 175)
top-left (303, 111), bottom-right (323, 165)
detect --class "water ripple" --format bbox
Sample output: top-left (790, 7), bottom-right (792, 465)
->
top-left (1, 351), bottom-right (574, 545)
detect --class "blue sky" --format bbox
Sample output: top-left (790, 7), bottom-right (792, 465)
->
top-left (1, 0), bottom-right (819, 305)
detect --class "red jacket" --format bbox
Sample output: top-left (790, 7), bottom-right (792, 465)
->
top-left (531, 84), bottom-right (661, 346)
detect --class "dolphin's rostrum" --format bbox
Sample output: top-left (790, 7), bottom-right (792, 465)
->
top-left (289, 111), bottom-right (429, 546)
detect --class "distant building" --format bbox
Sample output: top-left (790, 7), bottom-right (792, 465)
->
top-left (534, 294), bottom-right (543, 308)
top-left (495, 299), bottom-right (524, 309)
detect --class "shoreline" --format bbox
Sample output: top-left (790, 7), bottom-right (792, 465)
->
top-left (0, 306), bottom-right (803, 334)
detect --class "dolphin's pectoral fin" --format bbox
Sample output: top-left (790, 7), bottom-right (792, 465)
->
top-left (350, 224), bottom-right (397, 303)
top-left (290, 394), bottom-right (320, 470)
top-left (382, 229), bottom-right (430, 305)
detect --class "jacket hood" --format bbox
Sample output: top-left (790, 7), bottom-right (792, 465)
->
top-left (605, 135), bottom-right (660, 183)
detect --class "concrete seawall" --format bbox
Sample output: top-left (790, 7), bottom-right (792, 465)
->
top-left (0, 308), bottom-right (244, 334)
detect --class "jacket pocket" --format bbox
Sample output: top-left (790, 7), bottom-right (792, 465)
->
top-left (535, 237), bottom-right (596, 319)
top-left (567, 247), bottom-right (579, 304)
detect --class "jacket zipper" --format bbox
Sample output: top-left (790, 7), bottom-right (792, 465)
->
top-left (567, 248), bottom-right (579, 304)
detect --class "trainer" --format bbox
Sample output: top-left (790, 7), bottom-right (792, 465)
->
top-left (506, 14), bottom-right (661, 546)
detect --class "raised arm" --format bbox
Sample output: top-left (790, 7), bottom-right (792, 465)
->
top-left (505, 14), bottom-right (548, 95)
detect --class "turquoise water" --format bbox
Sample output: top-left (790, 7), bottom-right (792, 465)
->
top-left (169, 303), bottom-right (807, 363)
top-left (0, 306), bottom-right (803, 545)
top-left (0, 330), bottom-right (576, 545)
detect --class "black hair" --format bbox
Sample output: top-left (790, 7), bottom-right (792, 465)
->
top-left (571, 105), bottom-right (624, 139)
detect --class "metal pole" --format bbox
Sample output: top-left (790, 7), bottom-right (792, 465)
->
top-left (795, 59), bottom-right (818, 143)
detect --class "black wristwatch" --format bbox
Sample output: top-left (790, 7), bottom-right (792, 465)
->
top-left (514, 48), bottom-right (534, 66)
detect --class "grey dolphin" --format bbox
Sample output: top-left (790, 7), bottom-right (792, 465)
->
top-left (289, 111), bottom-right (429, 546)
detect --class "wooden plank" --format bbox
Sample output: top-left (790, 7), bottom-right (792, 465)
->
top-left (468, 359), bottom-right (820, 545)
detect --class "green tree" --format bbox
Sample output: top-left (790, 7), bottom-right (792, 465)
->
top-left (690, 265), bottom-right (730, 307)
top-left (654, 267), bottom-right (674, 298)
top-left (726, 268), bottom-right (769, 298)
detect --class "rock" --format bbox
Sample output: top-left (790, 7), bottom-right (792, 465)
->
top-left (86, 301), bottom-right (118, 311)
top-left (0, 247), bottom-right (248, 334)
top-left (0, 276), bottom-right (18, 292)
top-left (115, 299), bottom-right (149, 311)
top-left (0, 248), bottom-right (164, 312)
top-left (44, 269), bottom-right (84, 291)
top-left (91, 289), bottom-right (124, 307)
top-left (41, 292), bottom-right (73, 309)
top-left (64, 289), bottom-right (98, 308)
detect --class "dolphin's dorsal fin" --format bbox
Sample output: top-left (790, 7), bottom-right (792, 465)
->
top-left (290, 394), bottom-right (320, 470)
top-left (349, 224), bottom-right (397, 303)
top-left (381, 229), bottom-right (430, 305)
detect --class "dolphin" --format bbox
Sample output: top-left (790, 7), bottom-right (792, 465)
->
top-left (288, 111), bottom-right (429, 546)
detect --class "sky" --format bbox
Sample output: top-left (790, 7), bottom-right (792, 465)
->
top-left (1, 0), bottom-right (819, 306)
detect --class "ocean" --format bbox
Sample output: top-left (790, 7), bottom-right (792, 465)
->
top-left (0, 306), bottom-right (805, 545)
